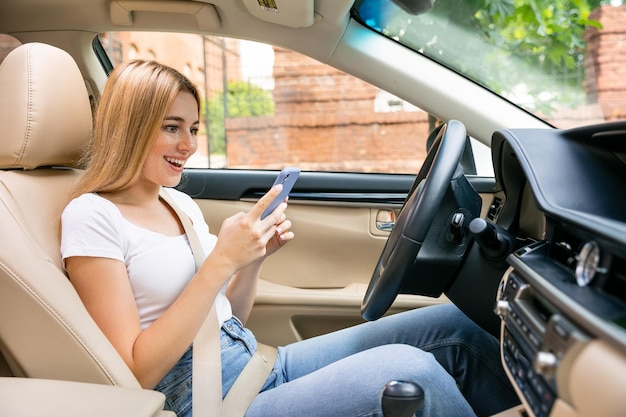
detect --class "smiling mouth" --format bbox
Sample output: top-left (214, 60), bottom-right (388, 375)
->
top-left (164, 156), bottom-right (184, 168)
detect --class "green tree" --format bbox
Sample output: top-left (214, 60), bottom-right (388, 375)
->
top-left (426, 0), bottom-right (604, 63)
top-left (203, 80), bottom-right (275, 156)
top-left (474, 0), bottom-right (603, 112)
top-left (364, 0), bottom-right (605, 113)
top-left (476, 0), bottom-right (601, 66)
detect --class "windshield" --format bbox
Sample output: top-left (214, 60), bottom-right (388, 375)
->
top-left (354, 0), bottom-right (626, 129)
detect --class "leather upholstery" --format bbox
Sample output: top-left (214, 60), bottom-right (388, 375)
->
top-left (1, 377), bottom-right (173, 417)
top-left (0, 43), bottom-right (140, 388)
top-left (0, 43), bottom-right (90, 169)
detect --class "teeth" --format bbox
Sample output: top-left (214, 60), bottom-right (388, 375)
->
top-left (164, 156), bottom-right (184, 167)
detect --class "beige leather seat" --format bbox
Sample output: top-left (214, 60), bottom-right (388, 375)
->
top-left (0, 42), bottom-right (171, 415)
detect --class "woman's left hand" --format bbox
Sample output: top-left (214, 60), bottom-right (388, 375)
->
top-left (265, 213), bottom-right (294, 257)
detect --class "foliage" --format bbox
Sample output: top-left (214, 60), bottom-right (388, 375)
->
top-left (358, 0), bottom-right (605, 113)
top-left (202, 80), bottom-right (275, 155)
top-left (475, 0), bottom-right (602, 69)
top-left (473, 0), bottom-right (603, 112)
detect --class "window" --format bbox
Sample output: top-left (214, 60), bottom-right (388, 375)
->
top-left (354, 0), bottom-right (626, 130)
top-left (97, 32), bottom-right (493, 176)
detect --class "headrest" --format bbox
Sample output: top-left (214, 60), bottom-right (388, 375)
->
top-left (0, 43), bottom-right (92, 169)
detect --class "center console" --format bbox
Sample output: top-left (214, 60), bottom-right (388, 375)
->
top-left (495, 242), bottom-right (590, 417)
top-left (496, 270), bottom-right (587, 417)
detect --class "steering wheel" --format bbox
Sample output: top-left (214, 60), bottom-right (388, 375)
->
top-left (361, 120), bottom-right (469, 321)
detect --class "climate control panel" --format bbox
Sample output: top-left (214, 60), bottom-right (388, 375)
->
top-left (496, 268), bottom-right (588, 417)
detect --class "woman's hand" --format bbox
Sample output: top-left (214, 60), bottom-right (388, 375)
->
top-left (265, 210), bottom-right (294, 257)
top-left (221, 184), bottom-right (294, 322)
top-left (210, 184), bottom-right (293, 275)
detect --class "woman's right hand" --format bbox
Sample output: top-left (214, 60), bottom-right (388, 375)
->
top-left (208, 184), bottom-right (288, 276)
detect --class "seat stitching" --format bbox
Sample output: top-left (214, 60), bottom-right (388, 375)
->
top-left (17, 44), bottom-right (34, 166)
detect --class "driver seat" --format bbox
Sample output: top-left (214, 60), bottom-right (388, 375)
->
top-left (0, 42), bottom-right (151, 392)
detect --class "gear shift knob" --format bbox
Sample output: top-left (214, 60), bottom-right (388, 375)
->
top-left (381, 380), bottom-right (425, 417)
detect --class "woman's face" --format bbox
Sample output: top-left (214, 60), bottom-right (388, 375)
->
top-left (141, 91), bottom-right (199, 188)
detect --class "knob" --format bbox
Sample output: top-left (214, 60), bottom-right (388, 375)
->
top-left (449, 212), bottom-right (465, 244)
top-left (534, 351), bottom-right (558, 377)
top-left (469, 218), bottom-right (512, 259)
top-left (494, 300), bottom-right (511, 318)
top-left (381, 380), bottom-right (425, 417)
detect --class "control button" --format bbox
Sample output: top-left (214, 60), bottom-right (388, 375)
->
top-left (553, 321), bottom-right (570, 341)
top-left (495, 300), bottom-right (511, 317)
top-left (529, 373), bottom-right (548, 400)
top-left (534, 351), bottom-right (558, 376)
top-left (527, 331), bottom-right (541, 349)
top-left (521, 322), bottom-right (529, 334)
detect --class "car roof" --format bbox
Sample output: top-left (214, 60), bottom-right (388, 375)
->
top-left (0, 0), bottom-right (353, 65)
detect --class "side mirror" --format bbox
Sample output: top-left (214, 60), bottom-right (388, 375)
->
top-left (392, 0), bottom-right (434, 15)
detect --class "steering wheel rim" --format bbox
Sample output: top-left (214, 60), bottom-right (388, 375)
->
top-left (361, 120), bottom-right (468, 321)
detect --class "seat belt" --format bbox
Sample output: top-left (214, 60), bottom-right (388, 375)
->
top-left (223, 342), bottom-right (277, 417)
top-left (160, 188), bottom-right (277, 417)
top-left (160, 189), bottom-right (223, 417)
top-left (194, 306), bottom-right (223, 417)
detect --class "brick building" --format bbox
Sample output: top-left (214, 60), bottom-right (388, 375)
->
top-left (227, 47), bottom-right (431, 172)
top-left (99, 32), bottom-right (243, 166)
top-left (585, 5), bottom-right (626, 121)
top-left (100, 32), bottom-right (243, 97)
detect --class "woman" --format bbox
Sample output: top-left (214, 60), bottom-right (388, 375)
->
top-left (61, 60), bottom-right (519, 417)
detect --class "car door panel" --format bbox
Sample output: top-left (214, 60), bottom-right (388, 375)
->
top-left (180, 169), bottom-right (496, 345)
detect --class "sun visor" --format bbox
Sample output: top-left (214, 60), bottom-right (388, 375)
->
top-left (110, 1), bottom-right (221, 31)
top-left (242, 0), bottom-right (315, 28)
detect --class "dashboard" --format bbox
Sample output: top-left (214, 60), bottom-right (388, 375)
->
top-left (489, 122), bottom-right (626, 417)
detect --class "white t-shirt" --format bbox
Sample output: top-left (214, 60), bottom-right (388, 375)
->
top-left (60, 187), bottom-right (232, 330)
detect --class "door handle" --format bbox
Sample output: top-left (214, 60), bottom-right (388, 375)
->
top-left (376, 210), bottom-right (395, 231)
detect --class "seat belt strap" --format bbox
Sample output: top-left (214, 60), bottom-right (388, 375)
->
top-left (161, 188), bottom-right (278, 417)
top-left (193, 306), bottom-right (222, 417)
top-left (159, 189), bottom-right (222, 417)
top-left (223, 343), bottom-right (278, 417)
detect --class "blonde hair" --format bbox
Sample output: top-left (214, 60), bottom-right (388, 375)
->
top-left (69, 60), bottom-right (200, 200)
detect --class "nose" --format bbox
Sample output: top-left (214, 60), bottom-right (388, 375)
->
top-left (178, 130), bottom-right (198, 154)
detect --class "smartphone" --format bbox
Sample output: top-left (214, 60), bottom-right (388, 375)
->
top-left (261, 167), bottom-right (301, 220)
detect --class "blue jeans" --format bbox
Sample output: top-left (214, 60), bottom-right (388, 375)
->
top-left (155, 304), bottom-right (519, 417)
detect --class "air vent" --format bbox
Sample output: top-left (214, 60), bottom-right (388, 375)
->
top-left (549, 240), bottom-right (579, 272)
top-left (603, 255), bottom-right (626, 307)
top-left (548, 226), bottom-right (583, 274)
top-left (487, 197), bottom-right (503, 221)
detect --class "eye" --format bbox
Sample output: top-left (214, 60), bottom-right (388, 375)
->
top-left (191, 126), bottom-right (199, 136)
top-left (163, 124), bottom-right (179, 133)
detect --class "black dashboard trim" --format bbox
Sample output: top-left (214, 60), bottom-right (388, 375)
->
top-left (492, 122), bottom-right (626, 253)
top-left (509, 248), bottom-right (626, 351)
